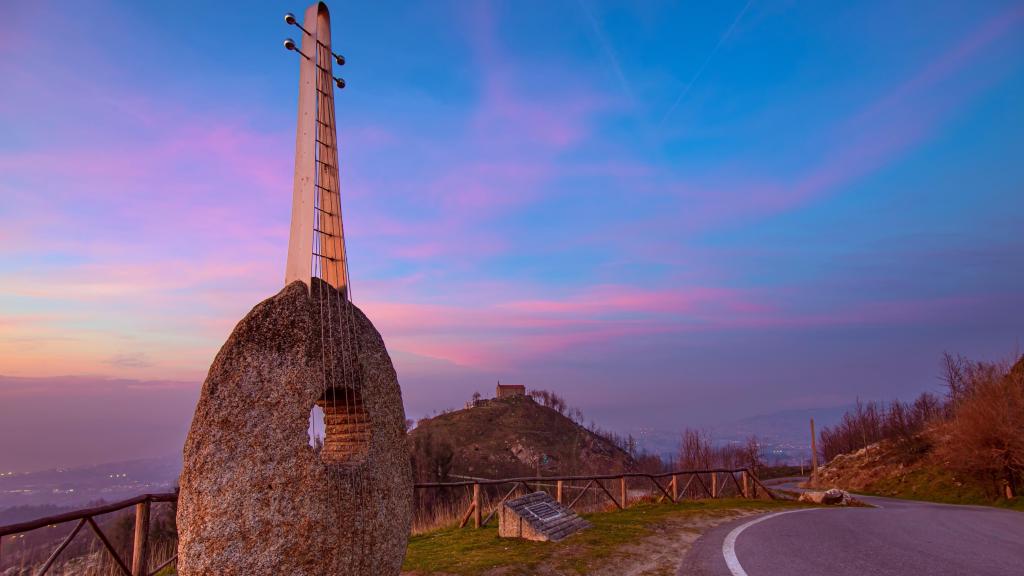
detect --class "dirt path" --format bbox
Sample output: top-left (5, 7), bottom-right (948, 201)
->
top-left (580, 510), bottom-right (766, 576)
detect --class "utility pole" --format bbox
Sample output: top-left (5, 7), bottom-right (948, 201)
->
top-left (810, 418), bottom-right (818, 477)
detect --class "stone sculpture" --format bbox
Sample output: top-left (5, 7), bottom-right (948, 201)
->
top-left (177, 2), bottom-right (412, 573)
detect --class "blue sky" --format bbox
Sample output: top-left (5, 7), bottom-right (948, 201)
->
top-left (1, 0), bottom-right (1022, 471)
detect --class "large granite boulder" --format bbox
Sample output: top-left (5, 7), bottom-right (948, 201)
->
top-left (177, 280), bottom-right (412, 575)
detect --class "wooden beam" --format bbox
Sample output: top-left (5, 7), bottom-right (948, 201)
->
top-left (620, 477), bottom-right (627, 509)
top-left (87, 517), bottom-right (131, 576)
top-left (567, 480), bottom-right (594, 510)
top-left (693, 473), bottom-right (711, 499)
top-left (35, 518), bottom-right (86, 576)
top-left (671, 475), bottom-right (679, 502)
top-left (711, 472), bottom-right (718, 499)
top-left (458, 502), bottom-right (476, 528)
top-left (679, 474), bottom-right (695, 501)
top-left (481, 484), bottom-right (520, 527)
top-left (146, 554), bottom-right (177, 576)
top-left (556, 480), bottom-right (564, 504)
top-left (649, 476), bottom-right (674, 503)
top-left (0, 493), bottom-right (176, 538)
top-left (749, 473), bottom-right (778, 501)
top-left (473, 483), bottom-right (482, 529)
top-left (131, 501), bottom-right (150, 576)
top-left (728, 472), bottom-right (743, 496)
top-left (595, 479), bottom-right (622, 510)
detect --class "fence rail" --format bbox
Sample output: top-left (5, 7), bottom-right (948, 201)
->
top-left (415, 467), bottom-right (775, 529)
top-left (0, 492), bottom-right (177, 576)
top-left (0, 467), bottom-right (774, 572)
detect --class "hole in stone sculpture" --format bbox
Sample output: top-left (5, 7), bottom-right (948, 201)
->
top-left (308, 405), bottom-right (326, 450)
top-left (313, 386), bottom-right (370, 464)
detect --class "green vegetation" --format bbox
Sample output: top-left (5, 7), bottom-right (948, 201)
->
top-left (858, 465), bottom-right (1024, 512)
top-left (816, 353), bottom-right (1024, 508)
top-left (403, 498), bottom-right (806, 575)
top-left (411, 395), bottom-right (634, 484)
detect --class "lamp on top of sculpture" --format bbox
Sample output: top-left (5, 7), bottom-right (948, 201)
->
top-left (176, 3), bottom-right (413, 575)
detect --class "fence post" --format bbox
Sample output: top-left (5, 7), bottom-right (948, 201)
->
top-left (711, 472), bottom-right (718, 499)
top-left (741, 471), bottom-right (750, 499)
top-left (620, 477), bottom-right (627, 508)
top-left (473, 483), bottom-right (482, 528)
top-left (556, 480), bottom-right (564, 504)
top-left (131, 500), bottom-right (150, 576)
top-left (671, 475), bottom-right (678, 502)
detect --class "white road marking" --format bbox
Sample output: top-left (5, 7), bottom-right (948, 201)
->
top-left (722, 509), bottom-right (821, 576)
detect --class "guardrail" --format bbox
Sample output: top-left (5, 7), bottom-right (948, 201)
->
top-left (415, 467), bottom-right (775, 529)
top-left (0, 467), bottom-right (774, 572)
top-left (0, 492), bottom-right (177, 576)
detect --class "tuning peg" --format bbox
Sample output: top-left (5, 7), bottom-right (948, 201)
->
top-left (334, 77), bottom-right (346, 89)
top-left (333, 52), bottom-right (346, 66)
top-left (284, 38), bottom-right (310, 60)
top-left (284, 12), bottom-right (311, 35)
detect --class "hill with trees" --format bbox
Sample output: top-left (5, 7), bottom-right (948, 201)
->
top-left (409, 391), bottom-right (637, 483)
top-left (810, 353), bottom-right (1024, 507)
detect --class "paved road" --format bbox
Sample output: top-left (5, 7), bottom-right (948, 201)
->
top-left (678, 487), bottom-right (1024, 576)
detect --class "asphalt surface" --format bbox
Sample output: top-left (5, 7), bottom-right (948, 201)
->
top-left (678, 480), bottom-right (1024, 576)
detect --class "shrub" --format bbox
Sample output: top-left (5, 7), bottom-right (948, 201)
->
top-left (936, 356), bottom-right (1024, 498)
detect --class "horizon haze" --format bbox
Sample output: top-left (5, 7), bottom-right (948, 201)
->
top-left (2, 0), bottom-right (1023, 474)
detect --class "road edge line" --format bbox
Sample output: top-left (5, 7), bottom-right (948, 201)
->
top-left (722, 508), bottom-right (820, 576)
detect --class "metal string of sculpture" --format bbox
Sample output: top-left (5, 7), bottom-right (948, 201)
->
top-left (176, 3), bottom-right (413, 575)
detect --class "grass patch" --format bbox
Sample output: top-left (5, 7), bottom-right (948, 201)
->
top-left (861, 466), bottom-right (1024, 511)
top-left (403, 498), bottom-right (805, 575)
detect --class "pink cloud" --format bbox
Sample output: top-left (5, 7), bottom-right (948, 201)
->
top-left (358, 283), bottom-right (771, 368)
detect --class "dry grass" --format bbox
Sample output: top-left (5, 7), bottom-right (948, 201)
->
top-left (402, 498), bottom-right (806, 576)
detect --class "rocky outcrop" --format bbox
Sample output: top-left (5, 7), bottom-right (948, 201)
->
top-left (799, 488), bottom-right (858, 506)
top-left (176, 280), bottom-right (412, 576)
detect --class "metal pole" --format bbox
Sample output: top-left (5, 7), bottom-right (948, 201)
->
top-left (810, 418), bottom-right (818, 476)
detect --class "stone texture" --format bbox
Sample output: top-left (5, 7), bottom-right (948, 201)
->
top-left (177, 280), bottom-right (412, 575)
top-left (798, 488), bottom-right (857, 506)
top-left (498, 492), bottom-right (590, 542)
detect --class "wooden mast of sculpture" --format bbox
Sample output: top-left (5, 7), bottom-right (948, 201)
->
top-left (284, 2), bottom-right (349, 295)
top-left (176, 4), bottom-right (412, 575)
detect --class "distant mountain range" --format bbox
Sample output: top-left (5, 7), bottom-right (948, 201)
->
top-left (0, 455), bottom-right (181, 511)
top-left (629, 404), bottom-right (854, 465)
top-left (0, 403), bottom-right (855, 514)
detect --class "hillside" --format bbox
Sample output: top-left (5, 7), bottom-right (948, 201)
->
top-left (409, 395), bottom-right (635, 481)
top-left (809, 354), bottom-right (1024, 510)
top-left (809, 437), bottom-right (1024, 511)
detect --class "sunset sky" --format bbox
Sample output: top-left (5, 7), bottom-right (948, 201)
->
top-left (2, 0), bottom-right (1023, 472)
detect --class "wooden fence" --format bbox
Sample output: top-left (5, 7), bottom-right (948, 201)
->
top-left (415, 467), bottom-right (775, 529)
top-left (0, 492), bottom-right (177, 576)
top-left (0, 467), bottom-right (773, 573)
